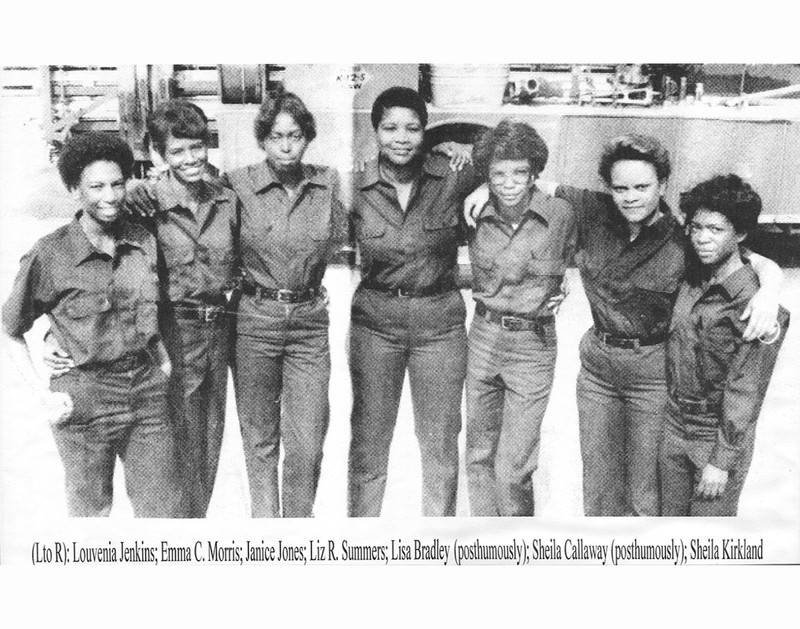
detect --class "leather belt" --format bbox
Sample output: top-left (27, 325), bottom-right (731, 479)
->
top-left (361, 281), bottom-right (456, 298)
top-left (84, 349), bottom-right (151, 373)
top-left (474, 301), bottom-right (554, 332)
top-left (171, 302), bottom-right (227, 322)
top-left (673, 397), bottom-right (721, 416)
top-left (241, 281), bottom-right (320, 304)
top-left (593, 327), bottom-right (666, 349)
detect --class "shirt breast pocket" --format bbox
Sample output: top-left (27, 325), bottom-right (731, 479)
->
top-left (470, 246), bottom-right (495, 271)
top-left (296, 222), bottom-right (332, 251)
top-left (699, 331), bottom-right (739, 390)
top-left (424, 213), bottom-right (459, 233)
top-left (357, 222), bottom-right (386, 241)
top-left (424, 214), bottom-right (460, 253)
top-left (355, 220), bottom-right (387, 264)
top-left (625, 273), bottom-right (678, 325)
top-left (631, 270), bottom-right (681, 295)
top-left (60, 294), bottom-right (113, 356)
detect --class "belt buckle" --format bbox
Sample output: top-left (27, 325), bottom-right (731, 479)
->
top-left (679, 398), bottom-right (704, 414)
top-left (203, 305), bottom-right (221, 322)
top-left (115, 352), bottom-right (140, 371)
top-left (501, 316), bottom-right (523, 331)
top-left (276, 289), bottom-right (294, 303)
top-left (396, 287), bottom-right (411, 298)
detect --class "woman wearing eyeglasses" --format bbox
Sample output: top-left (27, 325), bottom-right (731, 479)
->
top-left (224, 91), bottom-right (348, 517)
top-left (465, 120), bottom-right (575, 516)
top-left (465, 133), bottom-right (782, 516)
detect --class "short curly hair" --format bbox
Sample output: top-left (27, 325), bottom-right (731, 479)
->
top-left (680, 174), bottom-right (762, 235)
top-left (473, 119), bottom-right (549, 180)
top-left (57, 132), bottom-right (134, 191)
top-left (147, 99), bottom-right (210, 156)
top-left (598, 134), bottom-right (671, 185)
top-left (370, 86), bottom-right (428, 130)
top-left (253, 91), bottom-right (316, 145)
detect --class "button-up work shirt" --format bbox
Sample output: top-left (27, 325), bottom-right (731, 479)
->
top-left (2, 216), bottom-right (160, 366)
top-left (352, 154), bottom-right (475, 293)
top-left (556, 185), bottom-right (686, 338)
top-left (225, 161), bottom-right (347, 293)
top-left (127, 172), bottom-right (239, 304)
top-left (666, 261), bottom-right (789, 469)
top-left (470, 189), bottom-right (576, 317)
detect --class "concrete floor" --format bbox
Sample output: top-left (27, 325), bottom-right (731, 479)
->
top-left (1, 93), bottom-right (798, 564)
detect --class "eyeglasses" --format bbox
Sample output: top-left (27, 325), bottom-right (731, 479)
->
top-left (266, 131), bottom-right (305, 144)
top-left (489, 171), bottom-right (531, 186)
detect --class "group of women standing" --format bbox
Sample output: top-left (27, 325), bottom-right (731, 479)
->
top-left (3, 83), bottom-right (783, 518)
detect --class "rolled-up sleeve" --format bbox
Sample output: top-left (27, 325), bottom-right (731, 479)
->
top-left (712, 308), bottom-right (790, 469)
top-left (2, 249), bottom-right (48, 337)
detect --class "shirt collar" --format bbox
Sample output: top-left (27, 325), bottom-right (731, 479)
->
top-left (156, 170), bottom-right (230, 212)
top-left (69, 213), bottom-right (145, 266)
top-left (359, 154), bottom-right (446, 190)
top-left (706, 259), bottom-right (755, 301)
top-left (251, 161), bottom-right (329, 194)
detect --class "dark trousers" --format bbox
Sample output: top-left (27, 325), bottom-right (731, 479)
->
top-left (465, 315), bottom-right (557, 516)
top-left (49, 361), bottom-right (184, 517)
top-left (233, 294), bottom-right (330, 518)
top-left (163, 315), bottom-right (229, 517)
top-left (577, 329), bottom-right (665, 516)
top-left (660, 402), bottom-right (755, 516)
top-left (347, 288), bottom-right (467, 517)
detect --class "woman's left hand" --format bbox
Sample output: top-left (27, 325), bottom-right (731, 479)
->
top-left (741, 288), bottom-right (779, 342)
top-left (546, 276), bottom-right (570, 314)
top-left (45, 391), bottom-right (74, 426)
top-left (695, 464), bottom-right (729, 499)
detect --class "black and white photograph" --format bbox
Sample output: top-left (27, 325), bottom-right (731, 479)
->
top-left (0, 4), bottom-right (798, 622)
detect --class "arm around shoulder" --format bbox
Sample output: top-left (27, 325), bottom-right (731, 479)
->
top-left (740, 250), bottom-right (783, 341)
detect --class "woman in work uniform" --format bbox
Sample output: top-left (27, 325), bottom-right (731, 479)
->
top-left (224, 90), bottom-right (348, 518)
top-left (2, 131), bottom-right (184, 517)
top-left (44, 101), bottom-right (239, 518)
top-left (465, 133), bottom-right (782, 516)
top-left (465, 119), bottom-right (575, 516)
top-left (347, 87), bottom-right (477, 517)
